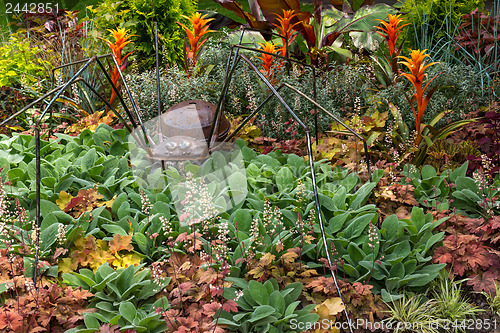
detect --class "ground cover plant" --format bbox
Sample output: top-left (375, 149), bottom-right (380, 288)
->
top-left (0, 0), bottom-right (500, 332)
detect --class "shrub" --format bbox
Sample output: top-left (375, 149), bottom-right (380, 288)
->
top-left (400, 0), bottom-right (485, 54)
top-left (87, 0), bottom-right (197, 68)
top-left (0, 32), bottom-right (48, 88)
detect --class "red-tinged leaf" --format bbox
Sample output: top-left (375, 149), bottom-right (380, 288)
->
top-left (323, 31), bottom-right (342, 47)
top-left (256, 0), bottom-right (315, 47)
top-left (213, 0), bottom-right (269, 30)
top-left (467, 271), bottom-right (499, 295)
top-left (222, 300), bottom-right (239, 313)
top-left (53, 247), bottom-right (68, 260)
top-left (257, 0), bottom-right (304, 24)
top-left (64, 195), bottom-right (84, 212)
top-left (96, 324), bottom-right (122, 333)
top-left (203, 302), bottom-right (222, 316)
top-left (235, 258), bottom-right (246, 264)
top-left (178, 282), bottom-right (194, 294)
top-left (433, 249), bottom-right (453, 264)
top-left (0, 311), bottom-right (23, 331)
top-left (198, 268), bottom-right (218, 285)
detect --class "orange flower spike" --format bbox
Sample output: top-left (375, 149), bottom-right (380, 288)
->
top-left (257, 42), bottom-right (277, 74)
top-left (398, 49), bottom-right (440, 141)
top-left (376, 14), bottom-right (409, 58)
top-left (273, 10), bottom-right (300, 56)
top-left (101, 28), bottom-right (134, 62)
top-left (99, 28), bottom-right (135, 107)
top-left (178, 12), bottom-right (214, 57)
top-left (274, 10), bottom-right (300, 40)
top-left (189, 12), bottom-right (214, 37)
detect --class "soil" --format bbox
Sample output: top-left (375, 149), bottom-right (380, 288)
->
top-left (461, 288), bottom-right (500, 333)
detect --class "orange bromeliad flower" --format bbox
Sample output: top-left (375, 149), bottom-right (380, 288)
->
top-left (399, 49), bottom-right (441, 145)
top-left (100, 28), bottom-right (135, 106)
top-left (178, 12), bottom-right (214, 67)
top-left (273, 10), bottom-right (300, 57)
top-left (376, 14), bottom-right (409, 59)
top-left (101, 28), bottom-right (134, 60)
top-left (257, 42), bottom-right (278, 82)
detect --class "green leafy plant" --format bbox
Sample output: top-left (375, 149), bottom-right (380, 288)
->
top-left (63, 263), bottom-right (170, 333)
top-left (402, 162), bottom-right (500, 217)
top-left (0, 32), bottom-right (48, 88)
top-left (400, 0), bottom-right (484, 56)
top-left (86, 0), bottom-right (197, 67)
top-left (383, 293), bottom-right (440, 333)
top-left (218, 277), bottom-right (319, 332)
top-left (331, 206), bottom-right (447, 301)
top-left (430, 270), bottom-right (483, 332)
top-left (214, 0), bottom-right (396, 65)
top-left (481, 281), bottom-right (500, 315)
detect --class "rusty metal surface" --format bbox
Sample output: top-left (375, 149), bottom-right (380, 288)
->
top-left (160, 100), bottom-right (230, 142)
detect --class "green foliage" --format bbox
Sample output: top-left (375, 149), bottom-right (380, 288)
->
top-left (87, 0), bottom-right (197, 67)
top-left (430, 271), bottom-right (482, 332)
top-left (0, 32), bottom-right (48, 88)
top-left (482, 282), bottom-right (500, 315)
top-left (332, 206), bottom-right (447, 300)
top-left (384, 293), bottom-right (440, 333)
top-left (402, 162), bottom-right (500, 217)
top-left (401, 0), bottom-right (484, 54)
top-left (63, 263), bottom-right (170, 333)
top-left (0, 124), bottom-right (133, 267)
top-left (218, 278), bottom-right (318, 333)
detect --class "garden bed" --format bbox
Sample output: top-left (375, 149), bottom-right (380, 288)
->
top-left (0, 0), bottom-right (499, 332)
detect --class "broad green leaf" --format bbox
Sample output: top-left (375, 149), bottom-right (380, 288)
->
top-left (84, 313), bottom-right (101, 329)
top-left (342, 213), bottom-right (375, 239)
top-left (40, 223), bottom-right (62, 252)
top-left (248, 305), bottom-right (276, 323)
top-left (269, 290), bottom-right (285, 315)
top-left (119, 301), bottom-right (137, 323)
top-left (282, 282), bottom-right (302, 305)
top-left (409, 207), bottom-right (426, 232)
top-left (249, 280), bottom-right (269, 305)
top-left (276, 166), bottom-right (294, 192)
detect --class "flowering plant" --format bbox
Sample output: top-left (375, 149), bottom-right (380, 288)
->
top-left (399, 49), bottom-right (441, 145)
top-left (100, 28), bottom-right (135, 106)
top-left (177, 12), bottom-right (214, 71)
top-left (376, 13), bottom-right (409, 75)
